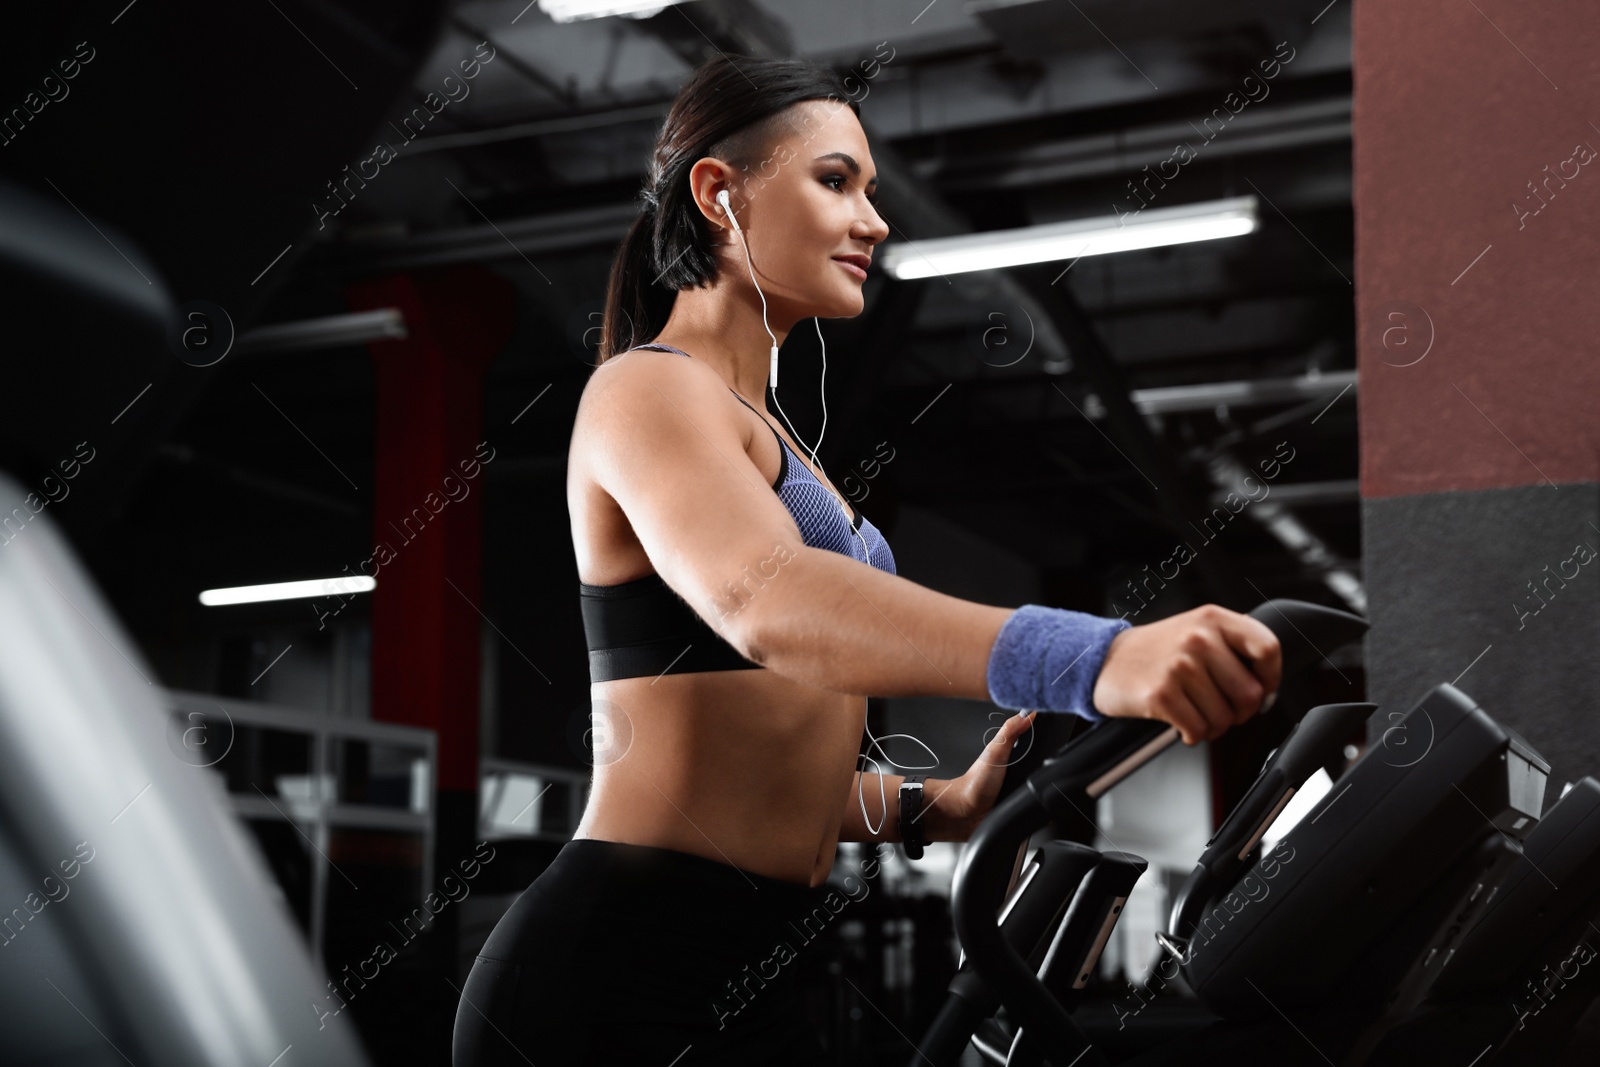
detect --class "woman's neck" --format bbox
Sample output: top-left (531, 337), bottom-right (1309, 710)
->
top-left (654, 285), bottom-right (797, 403)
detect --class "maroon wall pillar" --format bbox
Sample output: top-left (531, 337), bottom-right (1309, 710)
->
top-left (342, 261), bottom-right (514, 1067)
top-left (1356, 6), bottom-right (1600, 781)
top-left (347, 263), bottom-right (515, 823)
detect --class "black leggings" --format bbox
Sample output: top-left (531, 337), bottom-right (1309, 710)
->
top-left (452, 838), bottom-right (836, 1066)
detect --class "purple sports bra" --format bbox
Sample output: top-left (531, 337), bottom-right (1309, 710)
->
top-left (577, 341), bottom-right (896, 682)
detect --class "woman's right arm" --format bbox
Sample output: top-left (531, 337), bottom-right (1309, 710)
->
top-left (582, 353), bottom-right (1280, 742)
top-left (581, 353), bottom-right (1014, 693)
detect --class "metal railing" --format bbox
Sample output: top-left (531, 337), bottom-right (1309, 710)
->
top-left (165, 689), bottom-right (436, 968)
top-left (479, 757), bottom-right (591, 841)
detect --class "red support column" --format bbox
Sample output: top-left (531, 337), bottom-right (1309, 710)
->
top-left (1355, 7), bottom-right (1600, 789)
top-left (346, 263), bottom-right (515, 795)
top-left (341, 261), bottom-right (515, 1067)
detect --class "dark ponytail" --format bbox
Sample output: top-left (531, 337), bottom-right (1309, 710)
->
top-left (598, 53), bottom-right (860, 364)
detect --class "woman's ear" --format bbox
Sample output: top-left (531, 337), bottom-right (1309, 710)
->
top-left (688, 157), bottom-right (747, 231)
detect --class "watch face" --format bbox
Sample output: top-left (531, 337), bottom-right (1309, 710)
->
top-left (900, 778), bottom-right (926, 857)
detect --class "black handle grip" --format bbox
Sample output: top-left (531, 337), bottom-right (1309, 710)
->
top-left (1002, 852), bottom-right (1149, 1067)
top-left (925, 844), bottom-right (1103, 1067)
top-left (950, 787), bottom-right (1110, 1066)
top-left (990, 597), bottom-right (1369, 809)
top-left (945, 600), bottom-right (1367, 1067)
top-left (1168, 702), bottom-right (1377, 944)
top-left (1245, 598), bottom-right (1370, 686)
top-left (1040, 851), bottom-right (1148, 1004)
top-left (1269, 700), bottom-right (1377, 787)
top-left (1017, 599), bottom-right (1369, 823)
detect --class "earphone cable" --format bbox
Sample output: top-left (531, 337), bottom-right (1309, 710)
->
top-left (727, 197), bottom-right (871, 563)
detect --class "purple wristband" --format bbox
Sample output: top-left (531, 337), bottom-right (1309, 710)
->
top-left (985, 604), bottom-right (1132, 722)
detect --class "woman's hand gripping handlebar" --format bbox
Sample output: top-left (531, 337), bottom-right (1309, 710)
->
top-left (1090, 604), bottom-right (1285, 746)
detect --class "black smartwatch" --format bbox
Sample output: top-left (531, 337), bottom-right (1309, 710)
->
top-left (898, 775), bottom-right (928, 859)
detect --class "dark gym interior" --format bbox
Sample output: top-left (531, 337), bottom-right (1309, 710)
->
top-left (2, 2), bottom-right (1598, 1065)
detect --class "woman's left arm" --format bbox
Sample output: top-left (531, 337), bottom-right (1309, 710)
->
top-left (838, 771), bottom-right (956, 844)
top-left (837, 710), bottom-right (1037, 844)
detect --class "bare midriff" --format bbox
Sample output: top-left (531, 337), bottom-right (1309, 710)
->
top-left (574, 670), bottom-right (867, 888)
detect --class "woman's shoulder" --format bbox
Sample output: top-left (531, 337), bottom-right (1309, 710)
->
top-left (575, 346), bottom-right (743, 446)
top-left (587, 344), bottom-right (718, 394)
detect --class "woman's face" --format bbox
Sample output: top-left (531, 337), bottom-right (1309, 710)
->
top-left (701, 100), bottom-right (891, 321)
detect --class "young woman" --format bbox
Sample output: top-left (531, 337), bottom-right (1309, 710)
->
top-left (453, 54), bottom-right (1282, 1067)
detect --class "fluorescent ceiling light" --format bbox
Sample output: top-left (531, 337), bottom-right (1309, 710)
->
top-left (878, 195), bottom-right (1259, 280)
top-left (538, 0), bottom-right (693, 21)
top-left (200, 575), bottom-right (376, 607)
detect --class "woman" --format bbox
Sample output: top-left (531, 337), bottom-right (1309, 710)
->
top-left (453, 53), bottom-right (1282, 1066)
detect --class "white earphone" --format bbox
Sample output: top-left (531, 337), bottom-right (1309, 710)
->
top-left (717, 188), bottom-right (777, 389)
top-left (715, 186), bottom-right (867, 561)
top-left (717, 186), bottom-right (889, 832)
